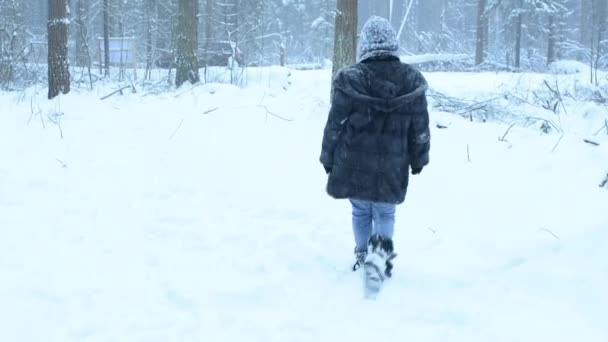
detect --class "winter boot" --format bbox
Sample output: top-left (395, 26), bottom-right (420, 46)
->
top-left (352, 248), bottom-right (367, 271)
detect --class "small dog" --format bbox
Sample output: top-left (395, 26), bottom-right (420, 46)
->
top-left (363, 234), bottom-right (397, 295)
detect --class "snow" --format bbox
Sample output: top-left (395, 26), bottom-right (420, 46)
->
top-left (548, 60), bottom-right (592, 75)
top-left (48, 18), bottom-right (70, 27)
top-left (1, 67), bottom-right (607, 341)
top-left (400, 53), bottom-right (470, 65)
top-left (311, 17), bottom-right (326, 30)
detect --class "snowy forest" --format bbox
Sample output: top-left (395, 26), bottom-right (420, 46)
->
top-left (1, 2), bottom-right (608, 340)
top-left (1, 0), bottom-right (607, 94)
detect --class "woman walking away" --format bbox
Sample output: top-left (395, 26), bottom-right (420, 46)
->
top-left (320, 16), bottom-right (431, 274)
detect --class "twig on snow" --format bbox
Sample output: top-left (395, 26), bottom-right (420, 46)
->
top-left (593, 119), bottom-right (608, 136)
top-left (55, 158), bottom-right (67, 168)
top-left (202, 107), bottom-right (219, 115)
top-left (599, 172), bottom-right (608, 188)
top-left (169, 118), bottom-right (185, 140)
top-left (583, 139), bottom-right (600, 146)
top-left (100, 85), bottom-right (132, 100)
top-left (256, 105), bottom-right (293, 122)
top-left (427, 227), bottom-right (437, 234)
top-left (466, 144), bottom-right (471, 163)
top-left (47, 112), bottom-right (64, 139)
top-left (499, 121), bottom-right (518, 142)
top-left (551, 134), bottom-right (565, 153)
top-left (540, 228), bottom-right (560, 240)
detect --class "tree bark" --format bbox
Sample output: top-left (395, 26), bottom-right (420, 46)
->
top-left (547, 14), bottom-right (557, 65)
top-left (593, 0), bottom-right (607, 84)
top-left (48, 0), bottom-right (71, 99)
top-left (144, 0), bottom-right (153, 79)
top-left (175, 0), bottom-right (200, 87)
top-left (103, 0), bottom-right (110, 76)
top-left (74, 0), bottom-right (88, 67)
top-left (580, 0), bottom-right (592, 48)
top-left (514, 0), bottom-right (523, 68)
top-left (332, 0), bottom-right (358, 75)
top-left (475, 0), bottom-right (488, 65)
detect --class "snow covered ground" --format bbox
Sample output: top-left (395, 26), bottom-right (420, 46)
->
top-left (1, 67), bottom-right (607, 341)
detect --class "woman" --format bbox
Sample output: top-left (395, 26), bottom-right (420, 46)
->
top-left (320, 16), bottom-right (431, 272)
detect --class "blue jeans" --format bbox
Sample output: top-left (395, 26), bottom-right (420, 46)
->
top-left (350, 199), bottom-right (396, 252)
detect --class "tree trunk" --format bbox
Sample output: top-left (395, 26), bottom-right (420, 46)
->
top-left (475, 0), bottom-right (488, 65)
top-left (580, 0), bottom-right (592, 48)
top-left (547, 14), bottom-right (557, 65)
top-left (332, 0), bottom-right (358, 75)
top-left (48, 0), bottom-right (71, 99)
top-left (514, 2), bottom-right (523, 68)
top-left (74, 0), bottom-right (88, 67)
top-left (103, 0), bottom-right (110, 76)
top-left (512, 0), bottom-right (524, 68)
top-left (175, 0), bottom-right (200, 87)
top-left (144, 0), bottom-right (153, 80)
top-left (593, 0), bottom-right (607, 84)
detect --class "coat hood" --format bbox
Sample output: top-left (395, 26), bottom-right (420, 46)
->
top-left (334, 61), bottom-right (429, 114)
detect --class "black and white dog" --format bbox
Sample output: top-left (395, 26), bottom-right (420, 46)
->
top-left (363, 234), bottom-right (397, 294)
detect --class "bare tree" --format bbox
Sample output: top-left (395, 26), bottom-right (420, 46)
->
top-left (175, 0), bottom-right (200, 87)
top-left (73, 0), bottom-right (87, 66)
top-left (514, 0), bottom-right (524, 68)
top-left (332, 0), bottom-right (358, 75)
top-left (48, 0), bottom-right (70, 99)
top-left (0, 0), bottom-right (21, 89)
top-left (475, 0), bottom-right (488, 65)
top-left (103, 0), bottom-right (110, 76)
top-left (591, 0), bottom-right (607, 84)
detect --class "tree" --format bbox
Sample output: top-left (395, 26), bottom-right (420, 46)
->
top-left (591, 0), bottom-right (607, 83)
top-left (514, 0), bottom-right (524, 68)
top-left (0, 0), bottom-right (22, 88)
top-left (73, 0), bottom-right (88, 67)
top-left (175, 0), bottom-right (200, 87)
top-left (332, 0), bottom-right (358, 75)
top-left (103, 0), bottom-right (110, 76)
top-left (47, 0), bottom-right (70, 99)
top-left (475, 0), bottom-right (488, 65)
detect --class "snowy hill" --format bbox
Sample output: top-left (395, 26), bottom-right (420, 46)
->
top-left (1, 68), bottom-right (607, 341)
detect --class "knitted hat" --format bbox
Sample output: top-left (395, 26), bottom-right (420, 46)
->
top-left (357, 16), bottom-right (399, 62)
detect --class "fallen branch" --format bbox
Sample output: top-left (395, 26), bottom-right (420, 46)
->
top-left (593, 119), bottom-right (608, 136)
top-left (202, 107), bottom-right (219, 115)
top-left (600, 173), bottom-right (608, 188)
top-left (169, 118), bottom-right (185, 140)
top-left (55, 158), bottom-right (67, 168)
top-left (100, 85), bottom-right (133, 100)
top-left (256, 105), bottom-right (293, 122)
top-left (583, 139), bottom-right (600, 146)
top-left (499, 122), bottom-right (518, 141)
top-left (540, 228), bottom-right (560, 240)
top-left (47, 112), bottom-right (64, 139)
top-left (551, 134), bottom-right (564, 153)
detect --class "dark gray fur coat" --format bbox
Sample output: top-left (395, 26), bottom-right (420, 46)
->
top-left (320, 55), bottom-right (431, 204)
